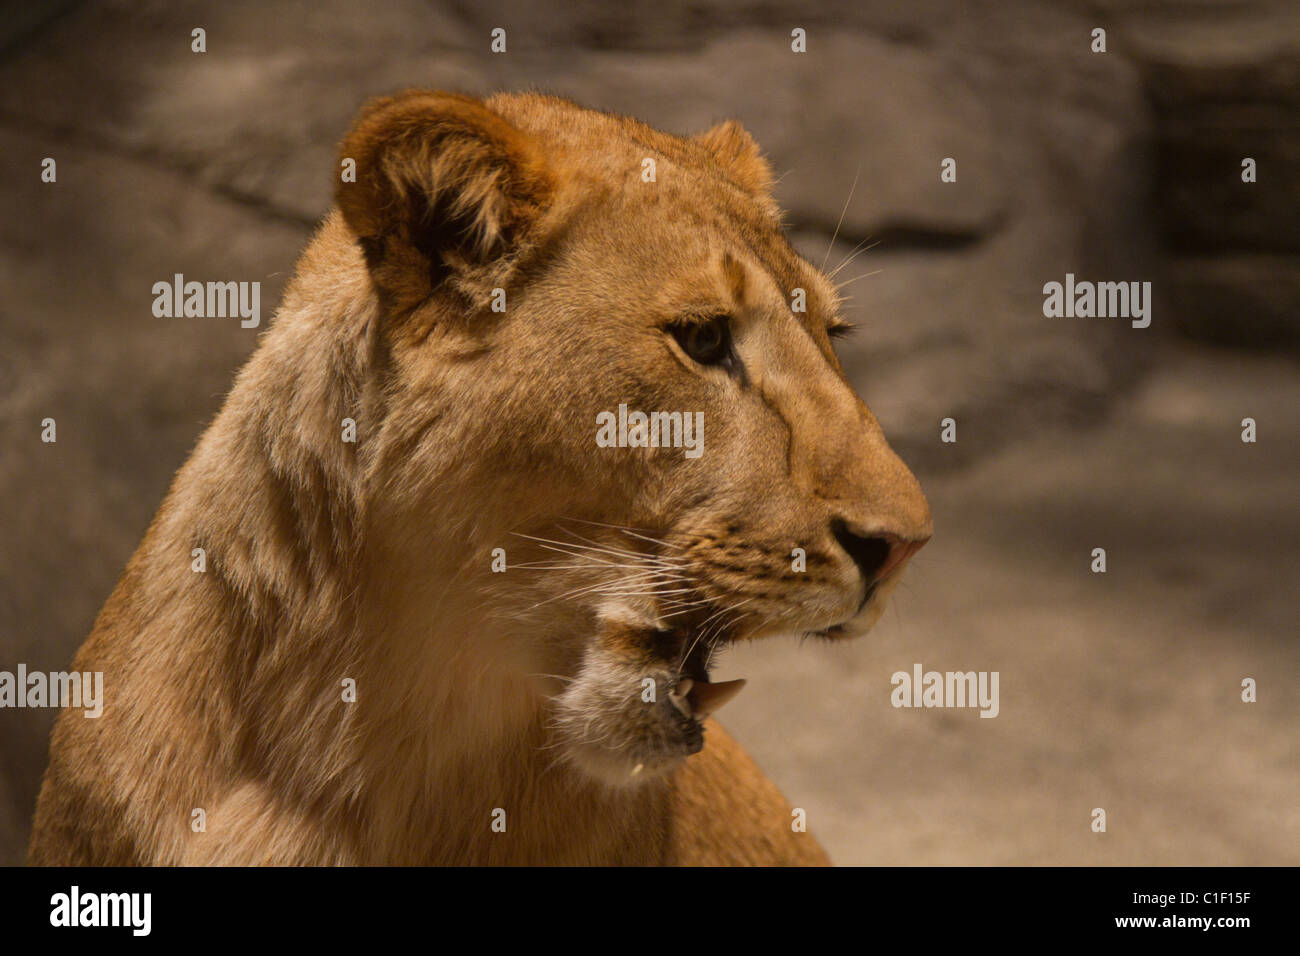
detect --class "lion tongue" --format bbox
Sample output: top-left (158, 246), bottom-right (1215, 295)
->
top-left (685, 678), bottom-right (747, 718)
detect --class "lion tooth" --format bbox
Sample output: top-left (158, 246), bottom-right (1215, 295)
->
top-left (687, 678), bottom-right (747, 718)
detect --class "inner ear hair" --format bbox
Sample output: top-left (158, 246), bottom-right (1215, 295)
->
top-left (336, 90), bottom-right (553, 312)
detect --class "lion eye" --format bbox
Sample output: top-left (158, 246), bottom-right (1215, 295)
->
top-left (671, 315), bottom-right (732, 366)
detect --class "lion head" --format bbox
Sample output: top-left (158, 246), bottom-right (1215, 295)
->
top-left (333, 90), bottom-right (931, 787)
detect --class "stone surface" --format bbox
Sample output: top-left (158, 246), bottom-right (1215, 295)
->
top-left (1163, 255), bottom-right (1300, 350)
top-left (1110, 0), bottom-right (1300, 346)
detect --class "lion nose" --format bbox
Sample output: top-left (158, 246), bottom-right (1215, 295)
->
top-left (831, 520), bottom-right (929, 585)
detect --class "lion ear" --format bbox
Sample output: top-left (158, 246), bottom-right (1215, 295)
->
top-left (694, 119), bottom-right (775, 196)
top-left (336, 90), bottom-right (553, 309)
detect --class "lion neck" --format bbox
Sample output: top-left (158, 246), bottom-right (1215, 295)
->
top-left (338, 550), bottom-right (670, 863)
top-left (152, 219), bottom-right (667, 862)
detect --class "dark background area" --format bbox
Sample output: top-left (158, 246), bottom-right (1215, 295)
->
top-left (1, 0), bottom-right (1296, 864)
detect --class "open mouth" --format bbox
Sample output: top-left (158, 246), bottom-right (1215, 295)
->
top-left (557, 580), bottom-right (883, 784)
top-left (665, 624), bottom-right (747, 730)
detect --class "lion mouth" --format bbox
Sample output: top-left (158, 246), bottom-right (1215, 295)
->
top-left (669, 675), bottom-right (748, 723)
top-left (667, 624), bottom-right (747, 725)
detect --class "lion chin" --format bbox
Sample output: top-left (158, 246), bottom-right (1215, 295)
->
top-left (548, 576), bottom-right (898, 790)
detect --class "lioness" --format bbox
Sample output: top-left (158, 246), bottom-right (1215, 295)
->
top-left (29, 91), bottom-right (930, 865)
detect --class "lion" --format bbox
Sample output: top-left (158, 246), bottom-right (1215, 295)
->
top-left (28, 91), bottom-right (931, 866)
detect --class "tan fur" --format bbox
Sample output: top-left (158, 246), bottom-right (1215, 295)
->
top-left (28, 91), bottom-right (929, 866)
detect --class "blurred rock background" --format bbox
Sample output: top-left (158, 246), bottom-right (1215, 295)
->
top-left (0, 0), bottom-right (1296, 864)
